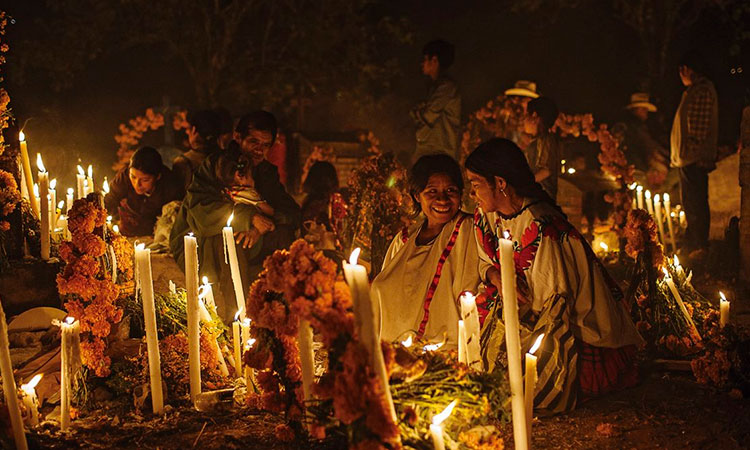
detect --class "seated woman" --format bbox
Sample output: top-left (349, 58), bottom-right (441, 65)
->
top-left (104, 146), bottom-right (185, 236)
top-left (300, 161), bottom-right (345, 249)
top-left (371, 154), bottom-right (481, 347)
top-left (465, 138), bottom-right (643, 414)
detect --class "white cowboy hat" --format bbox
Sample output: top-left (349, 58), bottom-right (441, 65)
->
top-left (626, 93), bottom-right (657, 112)
top-left (504, 80), bottom-right (540, 98)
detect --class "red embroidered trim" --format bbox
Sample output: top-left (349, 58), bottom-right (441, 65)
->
top-left (416, 214), bottom-right (467, 337)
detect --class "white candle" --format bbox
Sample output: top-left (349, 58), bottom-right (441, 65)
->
top-left (19, 132), bottom-right (38, 220)
top-left (719, 292), bottom-right (730, 328)
top-left (429, 400), bottom-right (457, 450)
top-left (654, 194), bottom-right (665, 245)
top-left (102, 177), bottom-right (109, 197)
top-left (459, 292), bottom-right (482, 370)
top-left (87, 165), bottom-right (95, 193)
top-left (66, 188), bottom-right (74, 214)
top-left (662, 268), bottom-right (700, 339)
top-left (233, 312), bottom-right (242, 375)
top-left (0, 300), bottom-right (28, 450)
top-left (343, 248), bottom-right (398, 423)
top-left (298, 319), bottom-right (316, 433)
top-left (49, 178), bottom-right (57, 234)
top-left (679, 210), bottom-right (686, 229)
top-left (76, 165), bottom-right (86, 199)
top-left (222, 214), bottom-right (246, 319)
top-left (184, 234), bottom-right (201, 403)
top-left (55, 200), bottom-right (64, 230)
top-left (59, 215), bottom-right (70, 240)
top-left (244, 338), bottom-right (257, 391)
top-left (197, 284), bottom-right (229, 377)
top-left (499, 231), bottom-right (529, 450)
top-left (457, 320), bottom-right (467, 364)
top-left (37, 154), bottom-right (50, 260)
top-left (636, 185), bottom-right (644, 209)
top-left (135, 244), bottom-right (164, 414)
top-left (663, 194), bottom-right (676, 252)
top-left (241, 318), bottom-right (251, 351)
top-left (59, 316), bottom-right (80, 430)
top-left (525, 334), bottom-right (544, 447)
top-left (200, 277), bottom-right (216, 312)
top-left (644, 190), bottom-right (654, 216)
top-left (20, 374), bottom-right (43, 428)
top-left (33, 184), bottom-right (40, 220)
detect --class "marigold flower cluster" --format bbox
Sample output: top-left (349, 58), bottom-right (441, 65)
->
top-left (0, 169), bottom-right (21, 231)
top-left (56, 198), bottom-right (123, 377)
top-left (110, 233), bottom-right (134, 282)
top-left (0, 11), bottom-right (10, 156)
top-left (113, 109), bottom-right (188, 171)
top-left (623, 209), bottom-right (664, 269)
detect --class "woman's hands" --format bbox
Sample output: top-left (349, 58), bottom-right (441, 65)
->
top-left (234, 228), bottom-right (261, 249)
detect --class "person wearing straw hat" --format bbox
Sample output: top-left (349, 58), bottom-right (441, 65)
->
top-left (504, 80), bottom-right (541, 146)
top-left (614, 93), bottom-right (669, 189)
top-left (505, 80), bottom-right (540, 101)
top-left (410, 39), bottom-right (462, 161)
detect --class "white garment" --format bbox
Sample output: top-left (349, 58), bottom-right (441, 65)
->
top-left (371, 212), bottom-right (482, 347)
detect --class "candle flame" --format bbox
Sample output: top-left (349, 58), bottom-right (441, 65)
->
top-left (349, 247), bottom-right (361, 265)
top-left (77, 165), bottom-right (85, 176)
top-left (645, 190), bottom-right (651, 199)
top-left (529, 333), bottom-right (545, 355)
top-left (202, 276), bottom-right (210, 285)
top-left (402, 335), bottom-right (413, 348)
top-left (245, 338), bottom-right (257, 350)
top-left (50, 179), bottom-right (57, 190)
top-left (663, 193), bottom-right (670, 202)
top-left (107, 215), bottom-right (112, 222)
top-left (654, 194), bottom-right (660, 202)
top-left (243, 317), bottom-right (251, 326)
top-left (67, 187), bottom-right (74, 195)
top-left (226, 213), bottom-right (234, 227)
top-left (87, 165), bottom-right (93, 178)
top-left (102, 179), bottom-right (109, 194)
top-left (599, 242), bottom-right (608, 252)
top-left (135, 243), bottom-right (145, 251)
top-left (57, 200), bottom-right (64, 209)
top-left (234, 310), bottom-right (241, 321)
top-left (19, 131), bottom-right (25, 141)
top-left (65, 316), bottom-right (75, 325)
top-left (636, 185), bottom-right (643, 192)
top-left (432, 400), bottom-right (458, 426)
top-left (673, 255), bottom-right (681, 269)
top-left (670, 212), bottom-right (676, 218)
top-left (567, 168), bottom-right (576, 174)
top-left (460, 291), bottom-right (476, 304)
top-left (662, 267), bottom-right (670, 278)
top-left (560, 159), bottom-right (566, 165)
top-left (423, 341), bottom-right (444, 352)
top-left (628, 182), bottom-right (637, 190)
top-left (36, 153), bottom-right (46, 172)
top-left (112, 225), bottom-right (119, 233)
top-left (26, 374), bottom-right (43, 390)
top-left (503, 230), bottom-right (511, 240)
top-left (720, 291), bottom-right (727, 301)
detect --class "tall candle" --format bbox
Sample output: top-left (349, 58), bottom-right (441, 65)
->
top-left (19, 132), bottom-right (39, 220)
top-left (66, 188), bottom-right (74, 214)
top-left (33, 184), bottom-right (40, 220)
top-left (222, 214), bottom-right (246, 319)
top-left (76, 165), bottom-right (86, 199)
top-left (654, 194), bottom-right (665, 245)
top-left (200, 277), bottom-right (216, 311)
top-left (0, 300), bottom-right (28, 450)
top-left (459, 292), bottom-right (482, 370)
top-left (457, 320), bottom-right (467, 364)
top-left (719, 292), bottom-right (730, 328)
top-left (343, 248), bottom-right (398, 423)
top-left (58, 316), bottom-right (80, 430)
top-left (20, 374), bottom-right (43, 428)
top-left (37, 154), bottom-right (50, 260)
top-left (636, 185), bottom-right (644, 209)
top-left (663, 194), bottom-right (677, 252)
top-left (298, 319), bottom-right (316, 433)
top-left (197, 287), bottom-right (229, 377)
top-left (244, 338), bottom-right (257, 391)
top-left (49, 178), bottom-right (57, 234)
top-left (678, 210), bottom-right (686, 229)
top-left (87, 165), bottom-right (95, 193)
top-left (662, 268), bottom-right (700, 339)
top-left (184, 234), bottom-right (201, 403)
top-left (240, 318), bottom-right (251, 352)
top-left (525, 334), bottom-right (544, 447)
top-left (135, 244), bottom-right (164, 414)
top-left (429, 400), bottom-right (457, 450)
top-left (499, 230), bottom-right (529, 450)
top-left (644, 190), bottom-right (654, 216)
top-left (232, 312), bottom-right (242, 375)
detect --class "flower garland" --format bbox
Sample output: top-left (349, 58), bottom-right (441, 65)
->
top-left (0, 10), bottom-right (11, 156)
top-left (0, 169), bottom-right (20, 232)
top-left (56, 197), bottom-right (123, 377)
top-left (461, 94), bottom-right (635, 233)
top-left (245, 240), bottom-right (401, 448)
top-left (342, 135), bottom-right (411, 276)
top-left (113, 108), bottom-right (189, 170)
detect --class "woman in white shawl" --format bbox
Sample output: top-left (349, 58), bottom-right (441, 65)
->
top-left (371, 154), bottom-right (481, 347)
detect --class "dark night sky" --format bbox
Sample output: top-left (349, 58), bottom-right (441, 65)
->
top-left (2, 1), bottom-right (747, 191)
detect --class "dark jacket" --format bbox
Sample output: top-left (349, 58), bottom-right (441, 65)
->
top-left (104, 166), bottom-right (184, 236)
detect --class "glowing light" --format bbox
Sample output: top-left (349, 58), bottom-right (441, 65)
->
top-left (661, 267), bottom-right (670, 278)
top-left (529, 334), bottom-right (545, 355)
top-left (50, 179), bottom-right (57, 190)
top-left (33, 184), bottom-right (39, 197)
top-left (65, 316), bottom-right (75, 325)
top-left (234, 310), bottom-right (241, 322)
top-left (560, 159), bottom-right (566, 165)
top-left (202, 276), bottom-right (209, 285)
top-left (432, 400), bottom-right (458, 426)
top-left (87, 165), bottom-right (93, 178)
top-left (67, 188), bottom-right (74, 196)
top-left (57, 200), bottom-right (64, 209)
top-left (664, 193), bottom-right (670, 202)
top-left (36, 153), bottom-right (46, 172)
top-left (599, 242), bottom-right (608, 252)
top-left (654, 194), bottom-right (660, 203)
top-left (102, 179), bottom-right (110, 194)
top-left (243, 318), bottom-right (251, 327)
top-left (673, 255), bottom-right (681, 270)
top-left (349, 248), bottom-right (361, 265)
top-left (112, 225), bottom-right (119, 234)
top-left (19, 131), bottom-right (26, 141)
top-left (645, 190), bottom-right (651, 200)
top-left (423, 341), bottom-right (444, 352)
top-left (628, 182), bottom-right (637, 190)
top-left (226, 213), bottom-right (234, 227)
top-left (720, 291), bottom-right (726, 301)
top-left (401, 335), bottom-right (413, 348)
top-left (567, 168), bottom-right (576, 174)
top-left (503, 230), bottom-right (511, 240)
top-left (244, 338), bottom-right (257, 350)
top-left (135, 243), bottom-right (145, 251)
top-left (636, 185), bottom-right (643, 193)
top-left (77, 165), bottom-right (85, 176)
top-left (21, 374), bottom-right (43, 394)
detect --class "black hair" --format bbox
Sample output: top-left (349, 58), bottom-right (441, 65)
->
top-left (303, 161), bottom-right (339, 196)
top-left (527, 97), bottom-right (559, 130)
top-left (464, 138), bottom-right (561, 213)
top-left (422, 39), bottom-right (455, 70)
top-left (409, 153), bottom-right (464, 216)
top-left (216, 143), bottom-right (251, 187)
top-left (187, 109), bottom-right (221, 141)
top-left (213, 107), bottom-right (233, 134)
top-left (129, 146), bottom-right (164, 176)
top-left (235, 110), bottom-right (278, 142)
top-left (679, 50), bottom-right (709, 78)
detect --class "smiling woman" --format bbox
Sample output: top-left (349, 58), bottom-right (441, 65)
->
top-left (371, 154), bottom-right (483, 347)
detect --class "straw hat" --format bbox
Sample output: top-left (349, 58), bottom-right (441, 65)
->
top-left (504, 80), bottom-right (540, 98)
top-left (626, 93), bottom-right (657, 112)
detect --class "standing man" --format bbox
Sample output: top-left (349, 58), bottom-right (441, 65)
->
top-left (670, 52), bottom-right (719, 256)
top-left (410, 39), bottom-right (461, 161)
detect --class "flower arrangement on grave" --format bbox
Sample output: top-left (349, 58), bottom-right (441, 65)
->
top-left (341, 134), bottom-right (411, 276)
top-left (0, 169), bottom-right (20, 233)
top-left (56, 197), bottom-right (123, 377)
top-left (691, 315), bottom-right (750, 393)
top-left (0, 10), bottom-right (10, 156)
